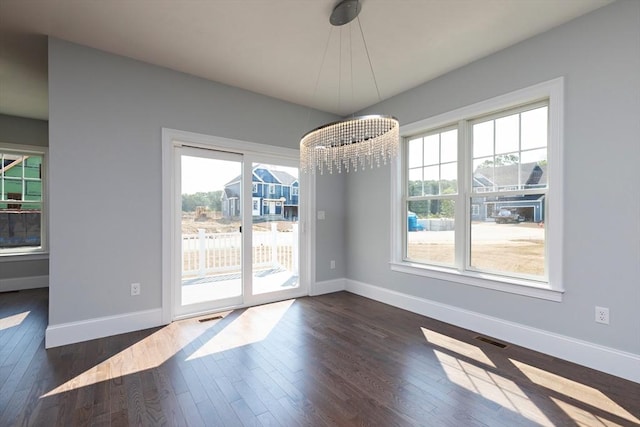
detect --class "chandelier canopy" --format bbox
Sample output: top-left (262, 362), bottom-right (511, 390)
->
top-left (300, 0), bottom-right (399, 175)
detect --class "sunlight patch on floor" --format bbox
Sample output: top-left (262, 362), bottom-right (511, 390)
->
top-left (187, 298), bottom-right (295, 360)
top-left (433, 349), bottom-right (554, 426)
top-left (510, 359), bottom-right (640, 425)
top-left (0, 311), bottom-right (30, 331)
top-left (421, 327), bottom-right (496, 368)
top-left (550, 397), bottom-right (622, 426)
top-left (41, 317), bottom-right (217, 398)
top-left (40, 299), bottom-right (294, 398)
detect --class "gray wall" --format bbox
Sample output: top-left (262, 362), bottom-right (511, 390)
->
top-left (48, 39), bottom-right (339, 325)
top-left (0, 114), bottom-right (49, 283)
top-left (315, 171), bottom-right (347, 282)
top-left (349, 0), bottom-right (640, 354)
top-left (0, 114), bottom-right (48, 147)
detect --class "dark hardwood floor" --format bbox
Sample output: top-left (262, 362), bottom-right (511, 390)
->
top-left (0, 288), bottom-right (638, 426)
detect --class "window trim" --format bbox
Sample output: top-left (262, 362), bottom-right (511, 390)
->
top-left (390, 77), bottom-right (564, 301)
top-left (0, 143), bottom-right (49, 259)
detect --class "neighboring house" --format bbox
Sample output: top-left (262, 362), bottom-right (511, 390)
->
top-left (471, 162), bottom-right (546, 223)
top-left (222, 165), bottom-right (299, 220)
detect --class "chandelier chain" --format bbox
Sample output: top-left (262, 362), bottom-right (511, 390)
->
top-left (356, 15), bottom-right (381, 102)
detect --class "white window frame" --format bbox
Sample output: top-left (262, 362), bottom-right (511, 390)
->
top-left (390, 78), bottom-right (564, 301)
top-left (269, 184), bottom-right (276, 194)
top-left (292, 186), bottom-right (299, 196)
top-left (252, 183), bottom-right (258, 193)
top-left (0, 143), bottom-right (48, 260)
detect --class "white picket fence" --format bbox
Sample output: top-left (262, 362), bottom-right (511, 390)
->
top-left (182, 223), bottom-right (298, 278)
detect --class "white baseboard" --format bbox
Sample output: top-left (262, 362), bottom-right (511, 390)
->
top-left (45, 308), bottom-right (164, 348)
top-left (0, 275), bottom-right (48, 292)
top-left (345, 279), bottom-right (640, 384)
top-left (310, 278), bottom-right (346, 296)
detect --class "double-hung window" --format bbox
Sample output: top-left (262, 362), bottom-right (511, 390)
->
top-left (392, 78), bottom-right (563, 301)
top-left (0, 144), bottom-right (47, 256)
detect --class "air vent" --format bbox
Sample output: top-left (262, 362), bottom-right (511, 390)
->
top-left (475, 336), bottom-right (507, 348)
top-left (198, 315), bottom-right (223, 323)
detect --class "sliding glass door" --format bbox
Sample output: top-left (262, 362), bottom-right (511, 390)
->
top-left (175, 147), bottom-right (243, 318)
top-left (250, 161), bottom-right (300, 298)
top-left (172, 145), bottom-right (303, 319)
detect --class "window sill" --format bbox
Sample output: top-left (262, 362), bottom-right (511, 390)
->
top-left (389, 261), bottom-right (563, 302)
top-left (0, 252), bottom-right (49, 263)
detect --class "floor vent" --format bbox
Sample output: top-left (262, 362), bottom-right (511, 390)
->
top-left (475, 336), bottom-right (507, 348)
top-left (198, 315), bottom-right (223, 323)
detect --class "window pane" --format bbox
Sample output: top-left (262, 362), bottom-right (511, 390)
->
top-left (495, 114), bottom-right (519, 154)
top-left (472, 157), bottom-right (495, 193)
top-left (423, 134), bottom-right (439, 166)
top-left (440, 129), bottom-right (457, 163)
top-left (521, 106), bottom-right (548, 150)
top-left (522, 159), bottom-right (547, 189)
top-left (408, 129), bottom-right (457, 198)
top-left (408, 168), bottom-right (423, 196)
top-left (3, 178), bottom-right (22, 199)
top-left (521, 148), bottom-right (547, 164)
top-left (470, 194), bottom-right (545, 277)
top-left (408, 138), bottom-right (423, 169)
top-left (407, 200), bottom-right (455, 267)
top-left (423, 166), bottom-right (439, 195)
top-left (24, 156), bottom-right (42, 178)
top-left (473, 121), bottom-right (493, 158)
top-left (0, 211), bottom-right (42, 249)
top-left (492, 155), bottom-right (521, 190)
top-left (25, 180), bottom-right (42, 201)
top-left (440, 162), bottom-right (457, 194)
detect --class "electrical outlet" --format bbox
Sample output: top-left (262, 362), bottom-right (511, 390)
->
top-left (330, 260), bottom-right (336, 269)
top-left (595, 306), bottom-right (609, 324)
top-left (131, 282), bottom-right (141, 296)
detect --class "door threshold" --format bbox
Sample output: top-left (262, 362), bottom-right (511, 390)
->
top-left (173, 291), bottom-right (309, 322)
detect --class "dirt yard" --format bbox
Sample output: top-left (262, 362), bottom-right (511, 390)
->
top-left (407, 222), bottom-right (545, 276)
top-left (181, 212), bottom-right (295, 234)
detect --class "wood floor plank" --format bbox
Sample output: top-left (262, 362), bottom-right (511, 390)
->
top-left (175, 391), bottom-right (206, 427)
top-left (195, 398), bottom-right (225, 426)
top-left (1, 288), bottom-right (638, 427)
top-left (231, 378), bottom-right (269, 416)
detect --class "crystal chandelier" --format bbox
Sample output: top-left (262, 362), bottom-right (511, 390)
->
top-left (300, 0), bottom-right (399, 175)
top-left (301, 114), bottom-right (398, 174)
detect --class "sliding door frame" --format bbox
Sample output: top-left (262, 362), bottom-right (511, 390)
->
top-left (161, 128), bottom-right (310, 323)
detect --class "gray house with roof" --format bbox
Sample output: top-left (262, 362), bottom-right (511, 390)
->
top-left (471, 162), bottom-right (546, 223)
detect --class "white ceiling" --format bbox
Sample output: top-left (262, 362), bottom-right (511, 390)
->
top-left (0, 0), bottom-right (612, 121)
